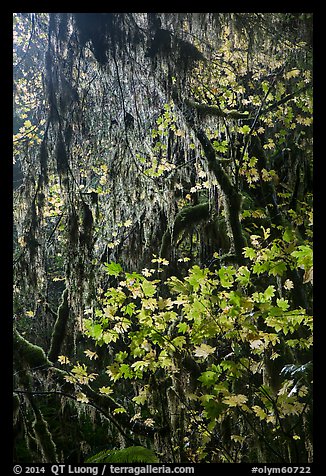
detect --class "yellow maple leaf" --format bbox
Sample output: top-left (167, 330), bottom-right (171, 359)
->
top-left (223, 394), bottom-right (248, 407)
top-left (194, 344), bottom-right (216, 359)
top-left (99, 386), bottom-right (113, 395)
top-left (84, 350), bottom-right (98, 360)
top-left (58, 355), bottom-right (70, 364)
top-left (76, 392), bottom-right (89, 404)
top-left (284, 279), bottom-right (294, 290)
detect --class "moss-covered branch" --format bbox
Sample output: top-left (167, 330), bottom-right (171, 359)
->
top-left (160, 202), bottom-right (210, 258)
top-left (194, 129), bottom-right (247, 262)
top-left (184, 98), bottom-right (249, 119)
top-left (13, 328), bottom-right (167, 440)
top-left (48, 288), bottom-right (69, 362)
top-left (13, 328), bottom-right (52, 369)
top-left (172, 91), bottom-right (247, 262)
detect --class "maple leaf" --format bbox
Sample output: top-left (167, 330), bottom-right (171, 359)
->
top-left (284, 279), bottom-right (294, 290)
top-left (194, 344), bottom-right (216, 359)
top-left (250, 339), bottom-right (264, 350)
top-left (84, 350), bottom-right (98, 360)
top-left (76, 392), bottom-right (89, 404)
top-left (223, 394), bottom-right (248, 407)
top-left (142, 268), bottom-right (153, 277)
top-left (58, 355), bottom-right (70, 364)
top-left (144, 418), bottom-right (155, 427)
top-left (99, 386), bottom-right (113, 395)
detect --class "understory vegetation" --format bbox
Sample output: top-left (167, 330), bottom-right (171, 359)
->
top-left (13, 12), bottom-right (313, 464)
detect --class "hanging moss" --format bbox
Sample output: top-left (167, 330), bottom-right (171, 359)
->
top-left (13, 393), bottom-right (22, 443)
top-left (79, 201), bottom-right (94, 251)
top-left (204, 214), bottom-right (231, 255)
top-left (32, 405), bottom-right (58, 463)
top-left (39, 140), bottom-right (48, 186)
top-left (73, 13), bottom-right (126, 64)
top-left (55, 133), bottom-right (69, 178)
top-left (48, 288), bottom-right (69, 362)
top-left (146, 27), bottom-right (172, 58)
top-left (68, 209), bottom-right (79, 245)
top-left (13, 393), bottom-right (20, 419)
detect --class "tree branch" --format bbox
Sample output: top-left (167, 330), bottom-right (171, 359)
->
top-left (160, 202), bottom-right (210, 258)
top-left (172, 91), bottom-right (247, 262)
top-left (48, 288), bottom-right (69, 362)
top-left (184, 98), bottom-right (249, 119)
top-left (14, 388), bottom-right (138, 445)
top-left (13, 328), bottom-right (168, 439)
top-left (193, 128), bottom-right (247, 261)
top-left (259, 84), bottom-right (311, 117)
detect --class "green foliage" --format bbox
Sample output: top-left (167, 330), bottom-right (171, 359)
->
top-left (291, 245), bottom-right (313, 270)
top-left (62, 229), bottom-right (313, 462)
top-left (104, 261), bottom-right (123, 277)
top-left (85, 446), bottom-right (159, 463)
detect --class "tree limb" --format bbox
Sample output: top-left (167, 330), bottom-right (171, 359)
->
top-left (160, 202), bottom-right (210, 258)
top-left (172, 91), bottom-right (247, 262)
top-left (48, 288), bottom-right (69, 362)
top-left (13, 328), bottom-right (168, 439)
top-left (190, 126), bottom-right (247, 261)
top-left (184, 98), bottom-right (249, 119)
top-left (259, 84), bottom-right (311, 117)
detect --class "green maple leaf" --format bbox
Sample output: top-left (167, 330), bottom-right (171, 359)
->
top-left (276, 298), bottom-right (289, 311)
top-left (177, 322), bottom-right (188, 334)
top-left (141, 279), bottom-right (156, 297)
top-left (269, 261), bottom-right (287, 276)
top-left (243, 247), bottom-right (256, 260)
top-left (198, 370), bottom-right (218, 387)
top-left (104, 261), bottom-right (123, 276)
top-left (264, 285), bottom-right (275, 300)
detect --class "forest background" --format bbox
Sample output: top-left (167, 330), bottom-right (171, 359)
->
top-left (11, 12), bottom-right (315, 465)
